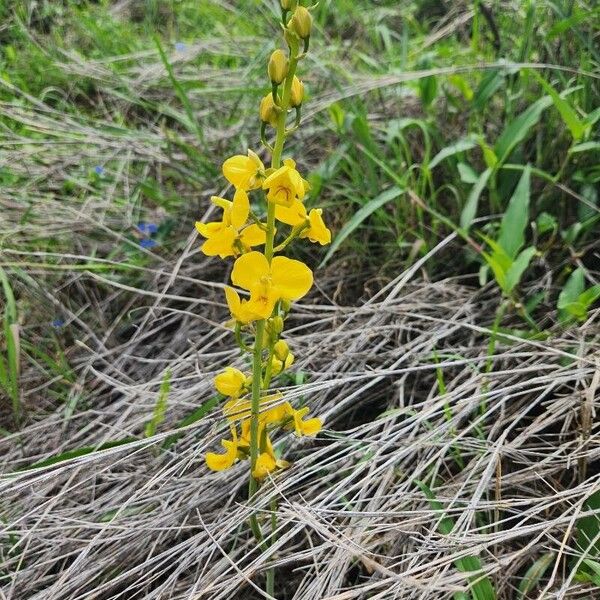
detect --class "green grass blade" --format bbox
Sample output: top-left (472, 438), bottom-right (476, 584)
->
top-left (144, 369), bottom-right (172, 439)
top-left (320, 185), bottom-right (405, 267)
top-left (461, 168), bottom-right (491, 230)
top-left (517, 553), bottom-right (555, 598)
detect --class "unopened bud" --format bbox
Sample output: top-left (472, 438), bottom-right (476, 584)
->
top-left (269, 316), bottom-right (284, 336)
top-left (280, 299), bottom-right (292, 314)
top-left (289, 6), bottom-right (312, 40)
top-left (274, 340), bottom-right (290, 361)
top-left (259, 93), bottom-right (278, 127)
top-left (290, 76), bottom-right (304, 107)
top-left (280, 0), bottom-right (297, 9)
top-left (268, 49), bottom-right (288, 85)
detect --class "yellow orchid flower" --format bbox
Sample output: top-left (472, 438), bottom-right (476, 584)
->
top-left (223, 392), bottom-right (284, 423)
top-left (252, 451), bottom-right (277, 479)
top-left (230, 251), bottom-right (313, 319)
top-left (262, 159), bottom-right (309, 207)
top-left (195, 190), bottom-right (266, 258)
top-left (274, 198), bottom-right (307, 226)
top-left (205, 428), bottom-right (240, 471)
top-left (224, 286), bottom-right (256, 324)
top-left (214, 366), bottom-right (247, 397)
top-left (286, 406), bottom-right (322, 436)
top-left (300, 208), bottom-right (331, 245)
top-left (222, 149), bottom-right (265, 191)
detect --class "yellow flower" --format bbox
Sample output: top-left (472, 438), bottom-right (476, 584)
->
top-left (223, 392), bottom-right (284, 423)
top-left (252, 451), bottom-right (277, 479)
top-left (205, 428), bottom-right (239, 471)
top-left (262, 159), bottom-right (308, 207)
top-left (222, 150), bottom-right (265, 191)
top-left (273, 339), bottom-right (290, 361)
top-left (231, 251), bottom-right (313, 319)
top-left (300, 208), bottom-right (331, 245)
top-left (274, 199), bottom-right (307, 226)
top-left (214, 366), bottom-right (246, 397)
top-left (195, 190), bottom-right (266, 258)
top-left (287, 406), bottom-right (322, 436)
top-left (290, 76), bottom-right (304, 107)
top-left (224, 286), bottom-right (255, 324)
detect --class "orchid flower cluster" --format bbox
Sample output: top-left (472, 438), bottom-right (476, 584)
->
top-left (196, 1), bottom-right (329, 484)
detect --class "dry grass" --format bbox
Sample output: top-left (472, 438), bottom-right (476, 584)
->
top-left (1, 233), bottom-right (599, 598)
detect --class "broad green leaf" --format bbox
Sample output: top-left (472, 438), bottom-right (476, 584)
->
top-left (558, 268), bottom-right (585, 312)
top-left (505, 246), bottom-right (537, 294)
top-left (579, 285), bottom-right (600, 308)
top-left (448, 74), bottom-right (474, 101)
top-left (494, 97), bottom-right (553, 163)
top-left (536, 212), bottom-right (557, 235)
top-left (518, 553), bottom-right (555, 599)
top-left (461, 168), bottom-right (491, 230)
top-left (458, 162), bottom-right (479, 184)
top-left (320, 186), bottom-right (405, 266)
top-left (532, 72), bottom-right (586, 141)
top-left (498, 165), bottom-right (531, 259)
top-left (429, 138), bottom-right (477, 169)
top-left (575, 490), bottom-right (600, 562)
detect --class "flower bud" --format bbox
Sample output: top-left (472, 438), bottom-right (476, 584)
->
top-left (274, 340), bottom-right (290, 362)
top-left (280, 0), bottom-right (297, 9)
top-left (269, 316), bottom-right (284, 336)
top-left (268, 49), bottom-right (289, 85)
top-left (289, 6), bottom-right (312, 40)
top-left (259, 93), bottom-right (278, 127)
top-left (290, 76), bottom-right (304, 107)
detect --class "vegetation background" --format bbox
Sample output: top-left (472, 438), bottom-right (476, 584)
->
top-left (0, 0), bottom-right (599, 598)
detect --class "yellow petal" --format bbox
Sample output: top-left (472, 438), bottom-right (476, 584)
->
top-left (245, 285), bottom-right (278, 319)
top-left (195, 221), bottom-right (223, 238)
top-left (274, 200), bottom-right (307, 226)
top-left (214, 366), bottom-right (246, 397)
top-left (239, 224), bottom-right (267, 248)
top-left (225, 286), bottom-right (256, 324)
top-left (252, 451), bottom-right (277, 479)
top-left (205, 439), bottom-right (238, 471)
top-left (230, 189), bottom-right (250, 229)
top-left (299, 417), bottom-right (322, 436)
top-left (210, 196), bottom-right (232, 211)
top-left (231, 251), bottom-right (270, 291)
top-left (223, 155), bottom-right (259, 191)
top-left (271, 256), bottom-right (313, 300)
top-left (201, 227), bottom-right (236, 258)
top-left (300, 208), bottom-right (331, 245)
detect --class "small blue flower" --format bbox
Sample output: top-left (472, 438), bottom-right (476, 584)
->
top-left (174, 42), bottom-right (186, 52)
top-left (94, 165), bottom-right (105, 176)
top-left (140, 238), bottom-right (158, 249)
top-left (52, 318), bottom-right (65, 328)
top-left (137, 222), bottom-right (159, 235)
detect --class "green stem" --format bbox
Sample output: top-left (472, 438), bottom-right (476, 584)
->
top-left (248, 37), bottom-right (301, 599)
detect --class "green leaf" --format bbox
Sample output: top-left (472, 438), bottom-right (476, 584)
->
top-left (429, 138), bottom-right (477, 169)
top-left (531, 72), bottom-right (586, 141)
top-left (505, 246), bottom-right (536, 294)
top-left (518, 553), bottom-right (555, 599)
top-left (461, 168), bottom-right (492, 230)
top-left (21, 438), bottom-right (136, 471)
top-left (144, 369), bottom-right (171, 439)
top-left (473, 69), bottom-right (504, 110)
top-left (536, 212), bottom-right (557, 235)
top-left (498, 165), bottom-right (531, 259)
top-left (570, 141), bottom-right (600, 155)
top-left (161, 396), bottom-right (220, 450)
top-left (558, 268), bottom-right (585, 312)
top-left (458, 162), bottom-right (479, 184)
top-left (320, 186), bottom-right (405, 266)
top-left (575, 490), bottom-right (600, 563)
top-left (494, 96), bottom-right (553, 163)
